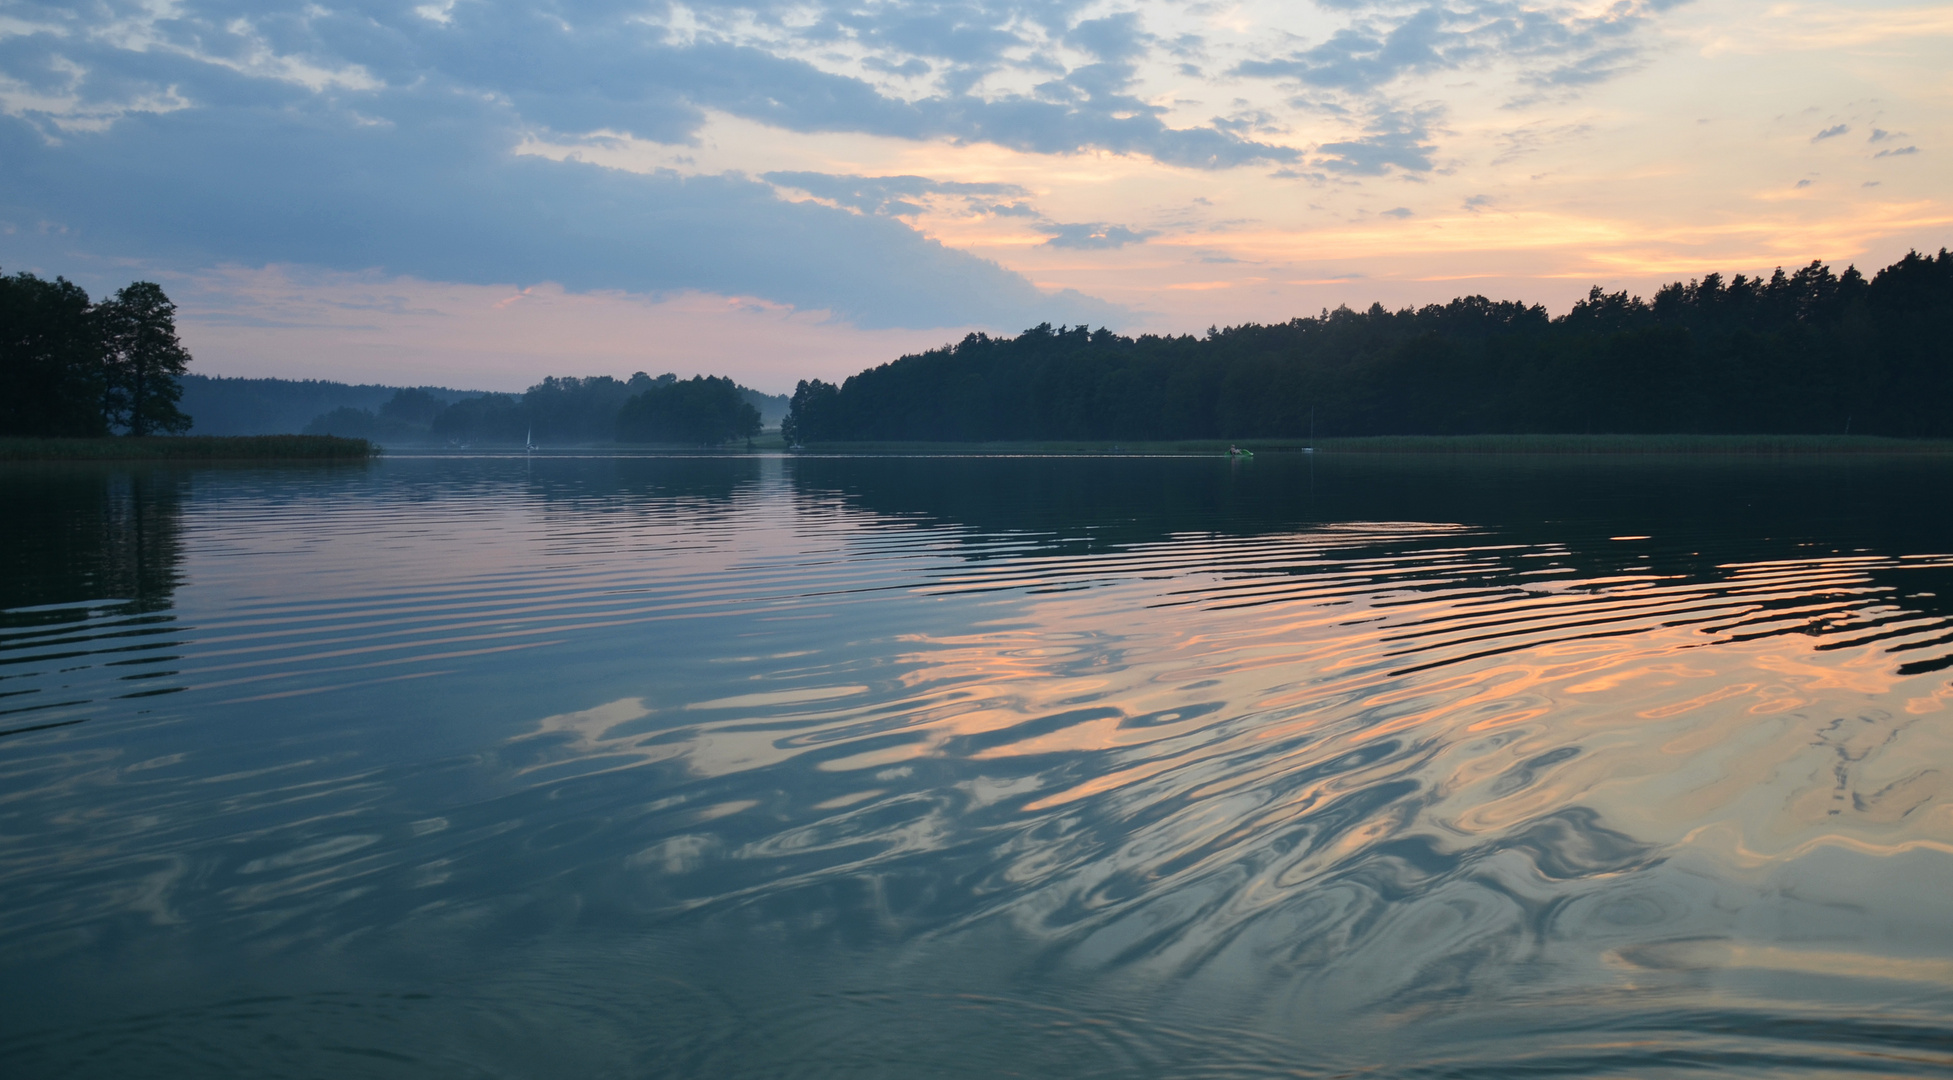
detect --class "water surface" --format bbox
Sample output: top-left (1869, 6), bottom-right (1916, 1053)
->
top-left (4, 451), bottom-right (1953, 1077)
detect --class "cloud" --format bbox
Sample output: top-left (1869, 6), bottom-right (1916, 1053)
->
top-left (1811, 123), bottom-right (1848, 142)
top-left (1874, 146), bottom-right (1919, 158)
top-left (1524, 46), bottom-right (1641, 88)
top-left (1379, 206), bottom-right (1414, 218)
top-left (1493, 120), bottom-right (1594, 164)
top-left (1040, 223), bottom-right (1157, 249)
top-left (0, 98), bottom-right (1124, 331)
top-left (862, 57), bottom-right (933, 78)
top-left (760, 172), bottom-right (1161, 263)
top-left (1794, 178), bottom-right (1812, 188)
top-left (828, 0), bottom-right (1040, 66)
top-left (1233, 8), bottom-right (1466, 91)
top-left (0, 1), bottom-right (1296, 169)
top-left (1231, 1), bottom-right (1671, 94)
top-left (762, 171), bottom-right (1028, 216)
top-left (1316, 110), bottom-right (1438, 175)
top-left (1064, 13), bottom-right (1154, 63)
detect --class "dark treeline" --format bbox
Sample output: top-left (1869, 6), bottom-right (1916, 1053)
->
top-left (784, 251), bottom-right (1953, 443)
top-left (1, 272), bottom-right (195, 437)
top-left (310, 373), bottom-right (765, 445)
top-left (180, 375), bottom-right (476, 435)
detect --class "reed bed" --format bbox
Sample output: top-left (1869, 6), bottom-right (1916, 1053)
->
top-left (0, 435), bottom-right (376, 461)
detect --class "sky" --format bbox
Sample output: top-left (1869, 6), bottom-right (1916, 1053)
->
top-left (2, 0), bottom-right (1948, 394)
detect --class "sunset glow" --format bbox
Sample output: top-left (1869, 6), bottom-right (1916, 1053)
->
top-left (3, 0), bottom-right (1947, 390)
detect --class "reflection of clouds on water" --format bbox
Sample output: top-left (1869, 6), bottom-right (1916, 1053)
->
top-left (481, 511), bottom-right (1953, 1032)
top-left (9, 455), bottom-right (1953, 1076)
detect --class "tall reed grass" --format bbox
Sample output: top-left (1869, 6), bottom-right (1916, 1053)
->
top-left (0, 435), bottom-right (376, 460)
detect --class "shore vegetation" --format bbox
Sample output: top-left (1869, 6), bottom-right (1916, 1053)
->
top-left (0, 435), bottom-right (375, 461)
top-left (2, 271), bottom-right (194, 438)
top-left (786, 251), bottom-right (1953, 444)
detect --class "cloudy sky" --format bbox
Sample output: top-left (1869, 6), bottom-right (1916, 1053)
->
top-left (2, 0), bottom-right (1947, 392)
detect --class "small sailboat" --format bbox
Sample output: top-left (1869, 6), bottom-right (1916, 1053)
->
top-left (525, 427), bottom-right (537, 453)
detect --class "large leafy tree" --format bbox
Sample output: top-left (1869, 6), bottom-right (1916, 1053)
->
top-left (781, 379), bottom-right (841, 445)
top-left (616, 375), bottom-right (761, 444)
top-left (0, 271), bottom-right (107, 437)
top-left (99, 281), bottom-right (193, 436)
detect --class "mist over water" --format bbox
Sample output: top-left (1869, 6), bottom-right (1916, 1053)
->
top-left (4, 452), bottom-right (1953, 1077)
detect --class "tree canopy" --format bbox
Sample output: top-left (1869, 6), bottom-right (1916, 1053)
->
top-left (1, 272), bottom-right (195, 438)
top-left (308, 373), bottom-right (774, 445)
top-left (786, 251), bottom-right (1953, 442)
top-left (0, 271), bottom-right (107, 437)
top-left (617, 375), bottom-right (762, 445)
top-left (99, 282), bottom-right (193, 436)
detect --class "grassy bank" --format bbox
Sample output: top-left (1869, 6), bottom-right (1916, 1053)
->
top-left (0, 435), bottom-right (376, 461)
top-left (793, 434), bottom-right (1953, 455)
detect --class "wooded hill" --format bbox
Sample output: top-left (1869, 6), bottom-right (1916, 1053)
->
top-left (179, 375), bottom-right (477, 435)
top-left (307, 373), bottom-right (781, 445)
top-left (784, 251), bottom-right (1953, 443)
top-left (188, 373), bottom-right (790, 441)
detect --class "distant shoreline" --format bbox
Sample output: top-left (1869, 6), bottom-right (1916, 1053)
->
top-left (11, 434), bottom-right (1945, 461)
top-left (0, 435), bottom-right (376, 461)
top-left (790, 434), bottom-right (1953, 455)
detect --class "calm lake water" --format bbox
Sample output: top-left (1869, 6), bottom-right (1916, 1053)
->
top-left (5, 451), bottom-right (1953, 1077)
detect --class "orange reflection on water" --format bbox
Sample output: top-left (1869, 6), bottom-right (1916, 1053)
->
top-left (504, 529), bottom-right (1953, 930)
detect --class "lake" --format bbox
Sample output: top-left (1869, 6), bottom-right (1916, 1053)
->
top-left (4, 451), bottom-right (1953, 1077)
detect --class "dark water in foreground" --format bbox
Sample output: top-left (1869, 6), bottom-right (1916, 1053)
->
top-left (4, 451), bottom-right (1953, 1078)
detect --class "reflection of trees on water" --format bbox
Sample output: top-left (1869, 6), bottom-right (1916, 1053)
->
top-left (2, 467), bottom-right (186, 619)
top-left (787, 453), bottom-right (1953, 555)
top-left (788, 453), bottom-right (1953, 673)
top-left (520, 456), bottom-right (762, 516)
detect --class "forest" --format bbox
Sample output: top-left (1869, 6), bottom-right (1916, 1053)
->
top-left (0, 272), bottom-right (194, 437)
top-left (179, 374), bottom-right (476, 435)
top-left (3, 268), bottom-right (777, 446)
top-left (16, 253), bottom-right (1951, 447)
top-left (783, 251), bottom-right (1953, 443)
top-left (307, 373), bottom-right (765, 445)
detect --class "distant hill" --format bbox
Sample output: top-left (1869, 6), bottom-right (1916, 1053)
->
top-left (182, 373), bottom-right (792, 437)
top-left (742, 386), bottom-right (791, 429)
top-left (179, 375), bottom-right (481, 435)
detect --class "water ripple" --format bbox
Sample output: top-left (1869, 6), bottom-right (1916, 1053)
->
top-left (5, 454), bottom-right (1953, 1076)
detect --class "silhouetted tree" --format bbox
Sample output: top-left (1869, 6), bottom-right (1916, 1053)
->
top-left (0, 271), bottom-right (107, 437)
top-left (782, 379), bottom-right (842, 444)
top-left (99, 282), bottom-right (192, 436)
top-left (785, 251), bottom-right (1953, 442)
top-left (430, 393), bottom-right (525, 443)
top-left (617, 375), bottom-right (761, 444)
top-left (379, 387), bottom-right (445, 425)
